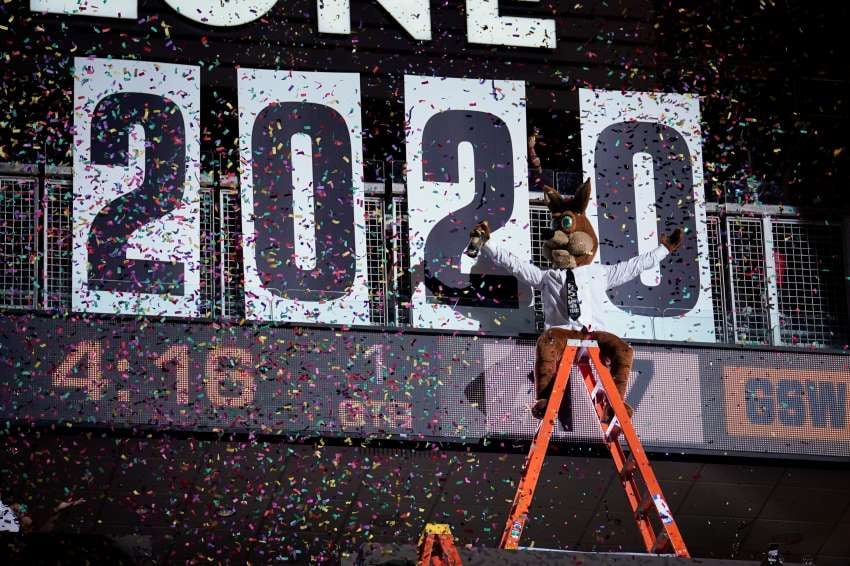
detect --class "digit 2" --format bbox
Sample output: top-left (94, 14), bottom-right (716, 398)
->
top-left (421, 110), bottom-right (518, 308)
top-left (88, 92), bottom-right (186, 294)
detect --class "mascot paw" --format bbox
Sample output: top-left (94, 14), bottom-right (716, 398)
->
top-left (528, 133), bottom-right (542, 169)
top-left (660, 227), bottom-right (684, 253)
top-left (470, 220), bottom-right (491, 239)
top-left (530, 398), bottom-right (549, 419)
top-left (465, 220), bottom-right (491, 258)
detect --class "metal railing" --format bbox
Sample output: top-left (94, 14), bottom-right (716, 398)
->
top-left (3, 163), bottom-right (848, 349)
top-left (711, 203), bottom-right (849, 348)
top-left (364, 196), bottom-right (389, 325)
top-left (0, 174), bottom-right (39, 310)
top-left (219, 187), bottom-right (244, 321)
top-left (42, 177), bottom-right (72, 312)
top-left (198, 187), bottom-right (216, 319)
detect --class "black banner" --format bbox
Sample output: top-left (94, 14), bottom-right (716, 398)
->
top-left (0, 315), bottom-right (848, 460)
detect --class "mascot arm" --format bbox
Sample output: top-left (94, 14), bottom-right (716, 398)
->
top-left (481, 241), bottom-right (545, 289)
top-left (604, 245), bottom-right (669, 290)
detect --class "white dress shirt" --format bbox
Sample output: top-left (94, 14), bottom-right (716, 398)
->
top-left (0, 499), bottom-right (19, 532)
top-left (481, 241), bottom-right (669, 332)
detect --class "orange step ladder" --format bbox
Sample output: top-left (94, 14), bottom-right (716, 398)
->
top-left (499, 339), bottom-right (690, 557)
top-left (417, 523), bottom-right (463, 565)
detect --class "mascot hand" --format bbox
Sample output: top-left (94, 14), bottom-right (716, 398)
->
top-left (470, 220), bottom-right (491, 240)
top-left (660, 227), bottom-right (684, 253)
top-left (465, 220), bottom-right (491, 257)
top-left (528, 134), bottom-right (541, 169)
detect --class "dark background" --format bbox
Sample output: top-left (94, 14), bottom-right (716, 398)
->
top-left (2, 430), bottom-right (850, 563)
top-left (3, 1), bottom-right (850, 208)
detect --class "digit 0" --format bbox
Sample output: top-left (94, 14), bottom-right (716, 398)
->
top-left (593, 121), bottom-right (700, 314)
top-left (250, 101), bottom-right (357, 300)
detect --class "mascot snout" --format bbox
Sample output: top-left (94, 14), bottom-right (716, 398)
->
top-left (566, 231), bottom-right (594, 257)
top-left (544, 231), bottom-right (570, 248)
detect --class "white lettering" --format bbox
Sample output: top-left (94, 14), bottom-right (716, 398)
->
top-left (317, 0), bottom-right (432, 40)
top-left (466, 0), bottom-right (556, 49)
top-left (30, 0), bottom-right (136, 18)
top-left (31, 0), bottom-right (558, 48)
top-left (163, 0), bottom-right (278, 27)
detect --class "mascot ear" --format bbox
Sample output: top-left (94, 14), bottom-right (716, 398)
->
top-left (543, 185), bottom-right (564, 209)
top-left (569, 178), bottom-right (592, 214)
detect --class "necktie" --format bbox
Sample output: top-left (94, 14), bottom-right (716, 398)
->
top-left (563, 269), bottom-right (581, 321)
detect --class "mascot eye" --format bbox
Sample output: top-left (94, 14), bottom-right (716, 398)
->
top-left (560, 216), bottom-right (574, 231)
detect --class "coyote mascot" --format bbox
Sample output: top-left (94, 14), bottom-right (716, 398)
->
top-left (467, 135), bottom-right (683, 420)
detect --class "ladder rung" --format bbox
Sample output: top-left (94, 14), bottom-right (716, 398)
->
top-left (590, 380), bottom-right (604, 401)
top-left (635, 492), bottom-right (654, 519)
top-left (619, 454), bottom-right (637, 480)
top-left (652, 529), bottom-right (671, 554)
top-left (604, 417), bottom-right (621, 442)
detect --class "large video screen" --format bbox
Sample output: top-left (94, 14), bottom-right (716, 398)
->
top-left (2, 314), bottom-right (846, 460)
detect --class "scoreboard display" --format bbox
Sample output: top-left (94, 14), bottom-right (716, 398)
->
top-left (1, 313), bottom-right (848, 460)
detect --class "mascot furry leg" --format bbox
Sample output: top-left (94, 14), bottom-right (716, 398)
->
top-left (532, 328), bottom-right (633, 420)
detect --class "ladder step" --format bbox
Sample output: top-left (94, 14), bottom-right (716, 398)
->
top-left (619, 454), bottom-right (637, 480)
top-left (635, 493), bottom-right (653, 519)
top-left (652, 529), bottom-right (671, 554)
top-left (590, 380), bottom-right (604, 401)
top-left (604, 416), bottom-right (621, 442)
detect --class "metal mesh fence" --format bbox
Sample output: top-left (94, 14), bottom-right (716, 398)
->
top-left (0, 177), bottom-right (38, 309)
top-left (364, 196), bottom-right (388, 325)
top-left (706, 215), bottom-right (731, 342)
top-left (14, 164), bottom-right (850, 349)
top-left (220, 189), bottom-right (244, 320)
top-left (390, 196), bottom-right (411, 326)
top-left (198, 187), bottom-right (216, 319)
top-left (43, 179), bottom-right (72, 312)
top-left (726, 216), bottom-right (772, 345)
top-left (772, 220), bottom-right (849, 347)
top-left (529, 204), bottom-right (552, 332)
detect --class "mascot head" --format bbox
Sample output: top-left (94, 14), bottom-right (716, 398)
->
top-left (541, 179), bottom-right (597, 269)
